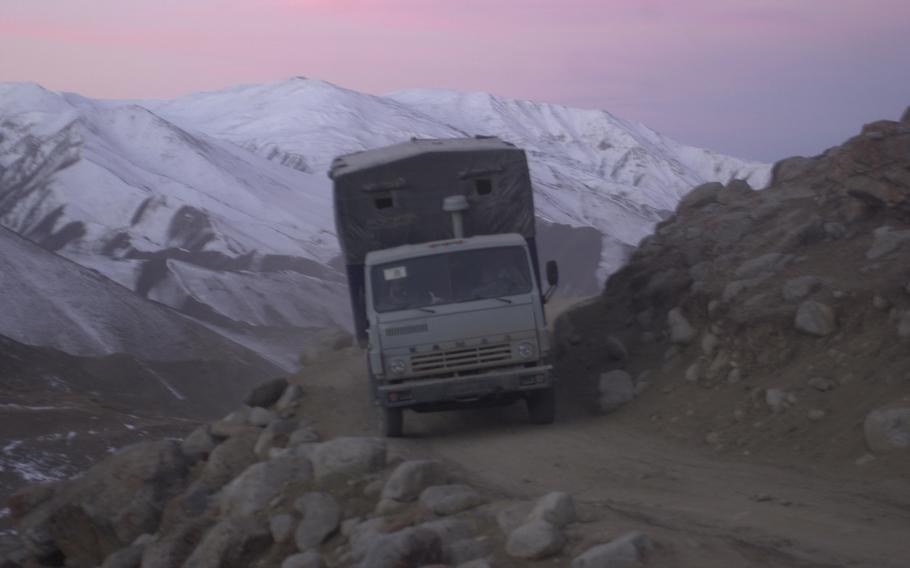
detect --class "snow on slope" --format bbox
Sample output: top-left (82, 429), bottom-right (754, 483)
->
top-left (0, 224), bottom-right (276, 369)
top-left (0, 82), bottom-right (351, 347)
top-left (1, 77), bottom-right (770, 361)
top-left (144, 78), bottom-right (770, 280)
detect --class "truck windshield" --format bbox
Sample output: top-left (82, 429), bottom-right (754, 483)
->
top-left (371, 246), bottom-right (533, 313)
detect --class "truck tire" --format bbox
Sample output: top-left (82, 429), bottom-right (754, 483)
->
top-left (380, 406), bottom-right (404, 437)
top-left (526, 386), bottom-right (555, 425)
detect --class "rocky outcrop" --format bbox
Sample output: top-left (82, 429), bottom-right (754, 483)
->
top-left (555, 112), bottom-right (910, 463)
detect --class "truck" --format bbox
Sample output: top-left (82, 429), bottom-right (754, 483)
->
top-left (329, 137), bottom-right (559, 437)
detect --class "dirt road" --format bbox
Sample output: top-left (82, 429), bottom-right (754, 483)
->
top-left (296, 347), bottom-right (910, 567)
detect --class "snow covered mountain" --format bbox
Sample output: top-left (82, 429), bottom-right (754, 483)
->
top-left (0, 77), bottom-right (771, 363)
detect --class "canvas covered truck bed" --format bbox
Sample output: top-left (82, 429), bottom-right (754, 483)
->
top-left (329, 137), bottom-right (538, 342)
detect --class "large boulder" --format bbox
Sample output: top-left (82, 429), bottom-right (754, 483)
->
top-left (311, 437), bottom-right (386, 480)
top-left (794, 301), bottom-right (836, 336)
top-left (293, 492), bottom-right (341, 551)
top-left (218, 454), bottom-right (313, 517)
top-left (419, 485), bottom-right (485, 516)
top-left (361, 527), bottom-right (443, 568)
top-left (864, 406), bottom-right (910, 453)
top-left (11, 441), bottom-right (190, 566)
top-left (571, 532), bottom-right (653, 568)
top-left (245, 378), bottom-right (289, 408)
top-left (505, 519), bottom-right (565, 560)
top-left (181, 516), bottom-right (272, 568)
top-left (598, 371), bottom-right (635, 413)
top-left (381, 460), bottom-right (448, 503)
top-left (526, 492), bottom-right (576, 528)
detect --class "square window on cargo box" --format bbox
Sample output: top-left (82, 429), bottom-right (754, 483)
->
top-left (374, 195), bottom-right (394, 209)
top-left (474, 178), bottom-right (493, 195)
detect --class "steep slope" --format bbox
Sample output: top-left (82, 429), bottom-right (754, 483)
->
top-left (0, 83), bottom-right (351, 365)
top-left (554, 110), bottom-right (910, 469)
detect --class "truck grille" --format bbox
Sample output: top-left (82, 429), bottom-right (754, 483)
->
top-left (410, 343), bottom-right (512, 373)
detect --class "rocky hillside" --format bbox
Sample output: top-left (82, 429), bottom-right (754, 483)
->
top-left (556, 109), bottom-right (910, 468)
top-left (3, 379), bottom-right (658, 568)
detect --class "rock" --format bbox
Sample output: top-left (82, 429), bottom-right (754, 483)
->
top-left (445, 537), bottom-right (488, 565)
top-left (684, 362), bottom-right (701, 383)
top-left (139, 518), bottom-right (213, 568)
top-left (361, 527), bottom-right (443, 568)
top-left (604, 335), bottom-right (627, 361)
top-left (734, 253), bottom-right (793, 279)
top-left (866, 226), bottom-right (910, 260)
top-left (527, 492), bottom-right (575, 528)
top-left (288, 426), bottom-right (321, 447)
top-left (417, 519), bottom-right (473, 552)
top-left (210, 421), bottom-right (260, 439)
top-left (181, 516), bottom-right (271, 568)
top-left (505, 520), bottom-right (565, 560)
top-left (700, 332), bottom-right (718, 357)
top-left (282, 551), bottom-right (324, 568)
top-left (808, 377), bottom-right (835, 392)
top-left (219, 454), bottom-right (314, 517)
top-left (597, 370), bottom-right (635, 412)
top-left (678, 182), bottom-right (723, 210)
top-left (381, 460), bottom-right (448, 503)
top-left (12, 441), bottom-right (191, 565)
top-left (824, 222), bottom-right (847, 239)
top-left (254, 430), bottom-right (277, 460)
top-left (245, 378), bottom-right (289, 408)
top-left (795, 300), bottom-right (836, 336)
top-left (248, 407), bottom-right (277, 427)
top-left (457, 560), bottom-right (492, 568)
top-left (864, 406), bottom-right (910, 453)
top-left (571, 531), bottom-right (653, 568)
top-left (270, 514), bottom-right (296, 544)
top-left (495, 501), bottom-right (533, 534)
top-left (667, 308), bottom-right (696, 344)
top-left (181, 424), bottom-right (216, 462)
top-left (898, 311), bottom-right (910, 338)
top-left (766, 389), bottom-right (789, 413)
top-left (200, 430), bottom-right (261, 489)
top-left (873, 295), bottom-right (891, 310)
top-left (276, 384), bottom-right (304, 411)
top-left (782, 276), bottom-right (822, 301)
top-left (99, 544), bottom-right (145, 568)
top-left (299, 327), bottom-right (355, 364)
top-left (293, 492), bottom-right (341, 551)
top-left (808, 409), bottom-right (826, 421)
top-left (311, 437), bottom-right (386, 480)
top-left (419, 485), bottom-right (485, 516)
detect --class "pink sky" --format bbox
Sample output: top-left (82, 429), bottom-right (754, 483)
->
top-left (1, 0), bottom-right (908, 160)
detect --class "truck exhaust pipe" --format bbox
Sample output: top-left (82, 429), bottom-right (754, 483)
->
top-left (442, 195), bottom-right (470, 238)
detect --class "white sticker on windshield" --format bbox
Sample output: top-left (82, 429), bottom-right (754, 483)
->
top-left (383, 266), bottom-right (408, 280)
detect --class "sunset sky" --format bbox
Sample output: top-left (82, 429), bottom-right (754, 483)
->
top-left (2, 0), bottom-right (908, 161)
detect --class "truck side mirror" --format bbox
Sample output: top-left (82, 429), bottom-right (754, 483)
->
top-left (546, 260), bottom-right (559, 286)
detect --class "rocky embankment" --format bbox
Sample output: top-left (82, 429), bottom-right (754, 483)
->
top-left (557, 109), bottom-right (910, 467)
top-left (2, 378), bottom-right (655, 568)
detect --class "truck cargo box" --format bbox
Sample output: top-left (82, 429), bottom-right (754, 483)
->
top-left (329, 137), bottom-right (538, 342)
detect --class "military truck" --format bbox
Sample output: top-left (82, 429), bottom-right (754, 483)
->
top-left (329, 137), bottom-right (559, 436)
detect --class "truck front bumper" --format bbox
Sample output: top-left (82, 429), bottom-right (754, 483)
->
top-left (376, 364), bottom-right (553, 408)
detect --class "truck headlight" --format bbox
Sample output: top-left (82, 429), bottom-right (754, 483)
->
top-left (388, 358), bottom-right (407, 375)
top-left (516, 341), bottom-right (535, 359)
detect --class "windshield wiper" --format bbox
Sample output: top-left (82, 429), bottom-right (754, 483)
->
top-left (471, 295), bottom-right (512, 304)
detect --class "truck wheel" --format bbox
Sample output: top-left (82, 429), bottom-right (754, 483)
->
top-left (380, 406), bottom-right (404, 437)
top-left (526, 386), bottom-right (556, 425)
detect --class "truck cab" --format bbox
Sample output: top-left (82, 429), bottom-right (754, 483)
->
top-left (365, 233), bottom-right (556, 435)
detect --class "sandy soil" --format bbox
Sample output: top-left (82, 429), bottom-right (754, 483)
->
top-left (292, 339), bottom-right (910, 567)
